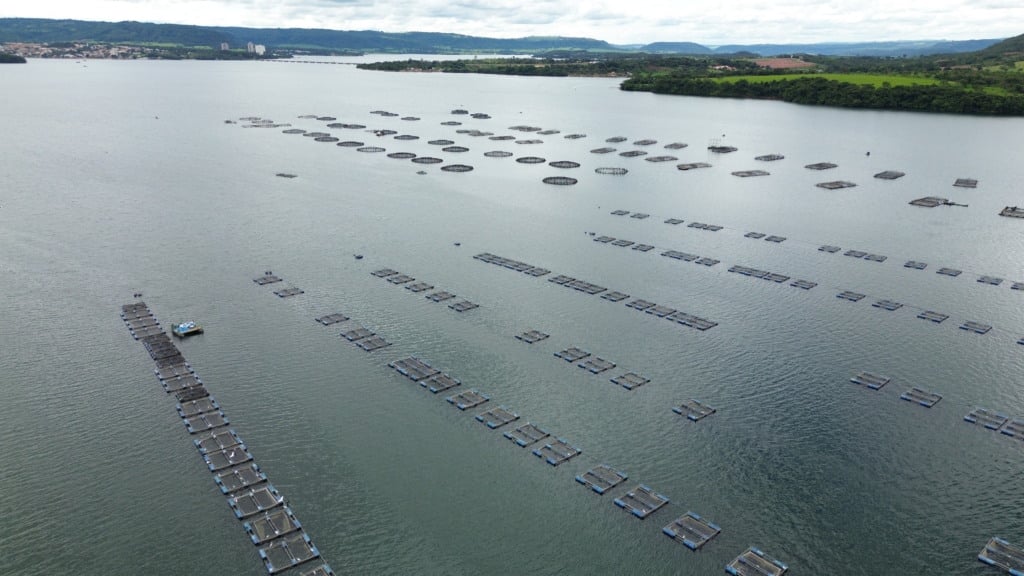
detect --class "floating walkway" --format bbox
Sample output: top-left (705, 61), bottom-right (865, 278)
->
top-left (850, 371), bottom-right (890, 390)
top-left (979, 537), bottom-right (1024, 575)
top-left (614, 485), bottom-right (669, 519)
top-left (673, 399), bottom-right (716, 421)
top-left (726, 547), bottom-right (789, 576)
top-left (121, 300), bottom-right (327, 574)
top-left (663, 512), bottom-right (721, 550)
top-left (575, 464), bottom-right (627, 494)
top-left (504, 423), bottom-right (550, 447)
top-left (900, 387), bottom-right (942, 408)
top-left (533, 438), bottom-right (582, 466)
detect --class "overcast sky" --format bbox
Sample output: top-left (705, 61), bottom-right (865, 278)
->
top-left (5, 0), bottom-right (1021, 45)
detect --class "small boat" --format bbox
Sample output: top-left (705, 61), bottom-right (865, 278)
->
top-left (354, 254), bottom-right (364, 260)
top-left (171, 321), bottom-right (204, 338)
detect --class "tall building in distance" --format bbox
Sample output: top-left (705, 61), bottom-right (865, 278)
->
top-left (254, 45), bottom-right (266, 56)
top-left (246, 41), bottom-right (255, 53)
top-left (219, 42), bottom-right (229, 51)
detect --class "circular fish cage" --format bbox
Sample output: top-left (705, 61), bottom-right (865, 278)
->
top-left (441, 121), bottom-right (462, 126)
top-left (303, 132), bottom-right (330, 138)
top-left (664, 142), bottom-right (688, 150)
top-left (620, 150), bottom-right (648, 157)
top-left (543, 176), bottom-right (578, 186)
top-left (401, 116), bottom-right (420, 121)
top-left (606, 136), bottom-right (627, 143)
top-left (484, 151), bottom-right (514, 158)
top-left (317, 116), bottom-right (336, 121)
top-left (337, 141), bottom-right (364, 147)
top-left (315, 136), bottom-right (340, 143)
top-left (282, 128), bottom-right (306, 134)
top-left (633, 139), bottom-right (657, 146)
top-left (517, 156), bottom-right (547, 164)
top-left (441, 164), bottom-right (474, 172)
top-left (595, 167), bottom-right (629, 175)
top-left (564, 134), bottom-right (587, 139)
top-left (412, 156), bottom-right (443, 164)
top-left (489, 135), bottom-right (515, 141)
top-left (357, 146), bottom-right (386, 153)
top-left (429, 139), bottom-right (455, 146)
top-left (394, 134), bottom-right (419, 140)
top-left (549, 160), bottom-right (580, 169)
top-left (442, 146), bottom-right (469, 153)
top-left (645, 155), bottom-right (677, 162)
top-left (538, 129), bottom-right (560, 135)
top-left (516, 139), bottom-right (543, 145)
top-left (387, 152), bottom-right (417, 159)
top-left (590, 147), bottom-right (616, 154)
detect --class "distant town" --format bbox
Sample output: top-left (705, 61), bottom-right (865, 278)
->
top-left (0, 41), bottom-right (278, 60)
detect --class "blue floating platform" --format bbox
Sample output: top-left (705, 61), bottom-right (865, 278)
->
top-left (533, 438), bottom-right (581, 466)
top-left (504, 423), bottom-right (550, 447)
top-left (575, 464), bottom-right (627, 495)
top-left (673, 399), bottom-right (716, 421)
top-left (614, 485), bottom-right (669, 519)
top-left (726, 547), bottom-right (789, 575)
top-left (900, 387), bottom-right (942, 408)
top-left (476, 406), bottom-right (519, 429)
top-left (850, 371), bottom-right (890, 390)
top-left (965, 407), bottom-right (1009, 430)
top-left (663, 511), bottom-right (721, 550)
top-left (978, 536), bottom-right (1024, 575)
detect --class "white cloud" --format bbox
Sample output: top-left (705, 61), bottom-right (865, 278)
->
top-left (6, 0), bottom-right (1023, 44)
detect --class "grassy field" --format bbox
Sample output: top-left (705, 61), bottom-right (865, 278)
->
top-left (714, 73), bottom-right (944, 87)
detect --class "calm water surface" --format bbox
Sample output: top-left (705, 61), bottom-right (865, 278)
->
top-left (2, 57), bottom-right (1024, 576)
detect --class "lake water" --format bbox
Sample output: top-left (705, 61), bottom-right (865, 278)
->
top-left (2, 57), bottom-right (1024, 576)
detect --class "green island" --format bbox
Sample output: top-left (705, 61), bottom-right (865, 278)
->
top-left (359, 34), bottom-right (1024, 116)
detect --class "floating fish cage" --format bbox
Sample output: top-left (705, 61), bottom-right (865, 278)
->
top-left (426, 291), bottom-right (456, 302)
top-left (516, 330), bottom-right (550, 344)
top-left (337, 141), bottom-right (364, 148)
top-left (819, 245), bottom-right (841, 253)
top-left (791, 279), bottom-right (817, 290)
top-left (282, 128), bottom-right (306, 134)
top-left (901, 387), bottom-right (943, 408)
top-left (442, 146), bottom-right (469, 153)
top-left (978, 536), bottom-right (1024, 574)
top-left (543, 176), bottom-right (578, 185)
top-left (576, 464), bottom-right (628, 494)
top-left (341, 123), bottom-right (366, 129)
top-left (646, 156), bottom-right (677, 163)
top-left (606, 136), bottom-right (628, 143)
top-left (904, 261), bottom-right (928, 269)
top-left (296, 115), bottom-right (318, 119)
top-left (401, 116), bottom-right (420, 121)
top-left (476, 406), bottom-right (519, 429)
top-left (555, 347), bottom-right (591, 362)
top-left (745, 232), bottom-right (767, 239)
top-left (489, 135), bottom-right (515, 141)
top-left (449, 299), bottom-right (479, 311)
top-left (917, 310), bottom-right (949, 323)
top-left (387, 152), bottom-right (416, 159)
top-left (936, 267), bottom-right (962, 277)
top-left (954, 178), bottom-right (978, 188)
top-left (315, 313), bottom-right (349, 326)
top-left (504, 423), bottom-right (550, 447)
top-left (533, 438), bottom-right (582, 466)
top-left (663, 512), bottom-right (721, 550)
top-left (673, 399), bottom-right (716, 421)
top-left (708, 145), bottom-right (737, 153)
top-left (274, 287), bottom-right (304, 298)
top-left (677, 162), bottom-right (712, 170)
top-left (732, 170), bottom-right (769, 177)
top-left (611, 372), bottom-right (649, 390)
top-left (538, 129), bottom-right (560, 135)
top-left (565, 133), bottom-right (587, 139)
top-left (341, 327), bottom-right (374, 341)
top-left (412, 156), bottom-right (443, 164)
top-left (602, 291), bottom-right (631, 302)
top-left (517, 156), bottom-right (546, 164)
top-left (664, 142), bottom-right (688, 149)
top-left (326, 123), bottom-right (346, 128)
top-left (276, 173), bottom-right (297, 179)
top-left (755, 154), bottom-right (785, 161)
top-left (315, 136), bottom-right (338, 142)
top-left (441, 164), bottom-right (474, 172)
top-left (440, 121), bottom-right (461, 126)
top-left (516, 139), bottom-right (543, 145)
top-left (422, 373), bottom-right (461, 394)
top-left (965, 408), bottom-right (1009, 430)
top-left (874, 170), bottom-right (905, 180)
top-left (960, 321), bottom-right (992, 334)
top-left (428, 139), bottom-right (455, 145)
top-left (805, 162), bottom-right (837, 170)
top-left (817, 181), bottom-right (857, 189)
top-left (726, 547), bottom-right (788, 576)
top-left (549, 160), bottom-right (580, 169)
top-left (394, 134), bottom-right (419, 140)
top-left (872, 299), bottom-right (903, 311)
top-left (596, 167), bottom-right (628, 175)
top-left (633, 139), bottom-right (657, 146)
top-left (614, 485), bottom-right (669, 519)
top-left (316, 116), bottom-right (336, 121)
top-left (356, 335), bottom-right (391, 352)
top-left (619, 150), bottom-right (647, 158)
top-left (611, 239), bottom-right (634, 247)
top-left (451, 109), bottom-right (469, 115)
top-left (836, 290), bottom-right (866, 302)
top-left (405, 282), bottom-right (434, 293)
top-left (978, 275), bottom-right (1003, 286)
top-left (470, 113), bottom-right (491, 119)
top-left (371, 110), bottom-right (399, 117)
top-left (484, 151), bottom-right (514, 158)
top-left (850, 371), bottom-right (890, 390)
top-left (590, 147), bottom-right (616, 154)
top-left (844, 250), bottom-right (867, 258)
top-left (356, 146), bottom-right (385, 153)
top-left (303, 132), bottom-right (330, 138)
top-left (509, 125), bottom-right (542, 132)
top-left (447, 389), bottom-right (490, 410)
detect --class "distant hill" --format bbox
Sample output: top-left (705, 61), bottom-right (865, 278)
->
top-left (0, 18), bottom-right (1009, 57)
top-left (980, 32), bottom-right (1024, 55)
